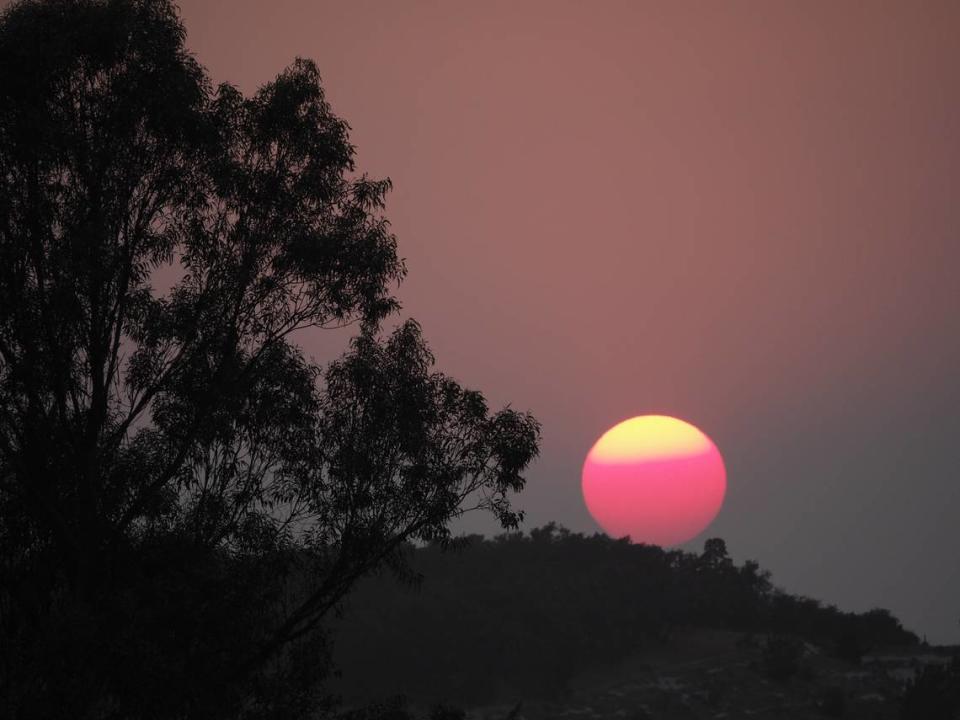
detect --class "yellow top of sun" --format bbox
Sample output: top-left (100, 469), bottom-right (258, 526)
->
top-left (587, 415), bottom-right (714, 463)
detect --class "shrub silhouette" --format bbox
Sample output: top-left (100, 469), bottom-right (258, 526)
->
top-left (818, 685), bottom-right (846, 717)
top-left (900, 660), bottom-right (960, 720)
top-left (762, 635), bottom-right (803, 682)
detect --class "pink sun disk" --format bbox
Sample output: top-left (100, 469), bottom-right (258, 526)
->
top-left (581, 416), bottom-right (727, 547)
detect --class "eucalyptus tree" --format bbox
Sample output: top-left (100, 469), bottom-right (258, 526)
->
top-left (0, 1), bottom-right (539, 716)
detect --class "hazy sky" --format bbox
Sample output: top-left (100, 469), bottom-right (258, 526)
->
top-left (174, 0), bottom-right (960, 643)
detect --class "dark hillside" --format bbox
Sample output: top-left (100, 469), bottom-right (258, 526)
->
top-left (330, 525), bottom-right (918, 708)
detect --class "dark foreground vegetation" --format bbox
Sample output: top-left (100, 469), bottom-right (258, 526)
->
top-left (333, 526), bottom-right (921, 708)
top-left (0, 1), bottom-right (537, 717)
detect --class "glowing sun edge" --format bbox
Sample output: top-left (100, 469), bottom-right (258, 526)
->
top-left (586, 415), bottom-right (715, 464)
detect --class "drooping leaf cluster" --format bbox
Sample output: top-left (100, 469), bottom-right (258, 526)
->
top-left (0, 1), bottom-right (539, 717)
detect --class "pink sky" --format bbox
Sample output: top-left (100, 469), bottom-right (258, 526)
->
top-left (176, 0), bottom-right (960, 642)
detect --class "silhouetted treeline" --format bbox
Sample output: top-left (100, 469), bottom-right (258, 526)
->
top-left (331, 524), bottom-right (917, 705)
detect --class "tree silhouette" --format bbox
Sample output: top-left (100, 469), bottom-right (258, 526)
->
top-left (0, 1), bottom-right (539, 716)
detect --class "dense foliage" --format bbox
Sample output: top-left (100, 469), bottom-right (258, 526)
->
top-left (901, 659), bottom-right (960, 720)
top-left (0, 1), bottom-right (538, 717)
top-left (332, 525), bottom-right (917, 705)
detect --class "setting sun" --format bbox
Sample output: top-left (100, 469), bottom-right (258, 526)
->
top-left (582, 416), bottom-right (726, 546)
